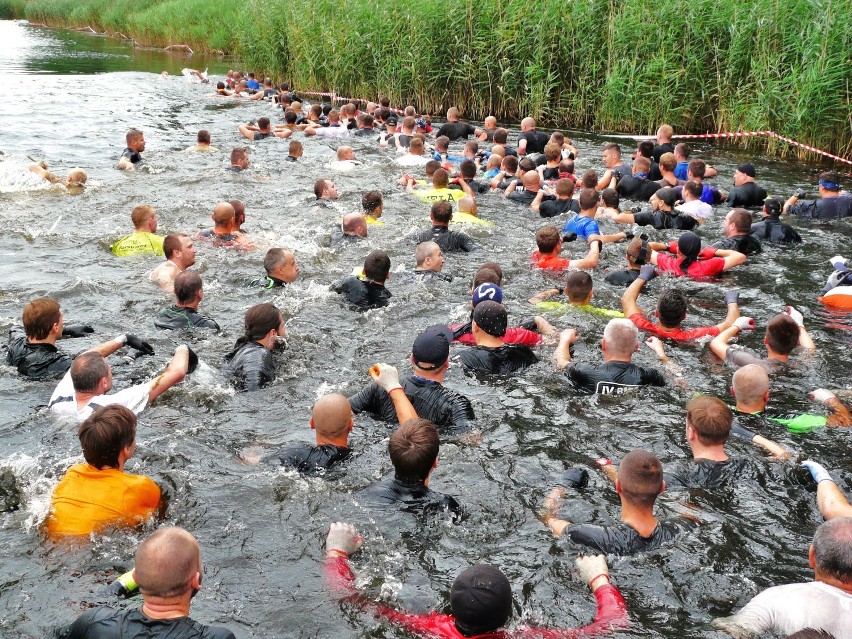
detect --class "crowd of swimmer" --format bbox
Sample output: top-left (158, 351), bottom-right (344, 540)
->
top-left (7, 70), bottom-right (852, 639)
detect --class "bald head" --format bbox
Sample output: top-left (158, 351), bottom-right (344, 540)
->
top-left (342, 213), bottom-right (368, 237)
top-left (521, 117), bottom-right (536, 131)
top-left (212, 202), bottom-right (235, 228)
top-left (521, 171), bottom-right (540, 190)
top-left (135, 527), bottom-right (201, 599)
top-left (337, 146), bottom-right (355, 161)
top-left (311, 393), bottom-right (353, 438)
top-left (732, 364), bottom-right (770, 407)
top-left (457, 195), bottom-right (476, 215)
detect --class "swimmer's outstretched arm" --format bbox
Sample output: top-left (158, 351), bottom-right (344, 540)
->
top-left (370, 364), bottom-right (417, 423)
top-left (539, 487), bottom-right (572, 536)
top-left (552, 328), bottom-right (578, 372)
top-left (709, 316), bottom-right (754, 361)
top-left (783, 306), bottom-right (816, 350)
top-left (811, 389), bottom-right (852, 427)
top-left (570, 238), bottom-right (602, 269)
top-left (730, 422), bottom-right (792, 460)
top-left (801, 461), bottom-right (852, 520)
top-left (147, 345), bottom-right (189, 403)
top-left (621, 269), bottom-right (652, 318)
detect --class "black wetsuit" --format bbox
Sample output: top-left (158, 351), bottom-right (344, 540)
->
top-left (726, 182), bottom-right (768, 208)
top-left (458, 344), bottom-right (538, 375)
top-left (616, 176), bottom-right (659, 201)
top-left (564, 519), bottom-right (696, 555)
top-left (632, 209), bottom-right (698, 230)
top-left (663, 457), bottom-right (752, 490)
top-left (506, 189), bottom-right (542, 206)
top-left (223, 341), bottom-right (276, 391)
top-left (58, 606), bottom-right (235, 639)
top-left (348, 376), bottom-right (475, 435)
top-left (413, 269), bottom-right (453, 283)
top-left (120, 148), bottom-right (141, 164)
top-left (357, 477), bottom-right (461, 521)
top-left (248, 275), bottom-right (287, 289)
top-left (787, 195), bottom-right (852, 220)
top-left (724, 348), bottom-right (782, 372)
top-left (252, 131), bottom-right (272, 140)
top-left (436, 121), bottom-right (476, 141)
top-left (5, 327), bottom-right (71, 380)
top-left (565, 361), bottom-right (665, 395)
top-left (652, 143), bottom-right (674, 162)
top-left (518, 129), bottom-right (550, 154)
top-left (608, 164), bottom-right (632, 182)
top-left (411, 226), bottom-right (477, 253)
top-left (540, 166), bottom-right (560, 181)
top-left (329, 276), bottom-right (392, 311)
top-left (712, 234), bottom-right (762, 256)
top-left (604, 269), bottom-right (640, 287)
top-left (154, 306), bottom-right (220, 331)
top-left (749, 217), bottom-right (802, 244)
top-left (262, 443), bottom-right (351, 474)
top-left (538, 198), bottom-right (579, 218)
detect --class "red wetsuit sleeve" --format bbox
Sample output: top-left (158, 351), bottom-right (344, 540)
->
top-left (325, 555), bottom-right (357, 595)
top-left (504, 327), bottom-right (543, 346)
top-left (667, 241), bottom-right (678, 254)
top-left (514, 585), bottom-right (628, 639)
top-left (698, 246), bottom-right (717, 260)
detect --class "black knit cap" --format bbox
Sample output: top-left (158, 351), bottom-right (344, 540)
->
top-left (472, 301), bottom-right (507, 337)
top-left (451, 565), bottom-right (512, 636)
top-left (677, 232), bottom-right (702, 258)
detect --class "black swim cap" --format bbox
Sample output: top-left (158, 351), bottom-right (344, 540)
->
top-left (472, 301), bottom-right (507, 337)
top-left (451, 565), bottom-right (512, 636)
top-left (677, 232), bottom-right (701, 258)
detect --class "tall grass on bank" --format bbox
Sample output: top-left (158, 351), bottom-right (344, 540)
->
top-left (3, 0), bottom-right (850, 158)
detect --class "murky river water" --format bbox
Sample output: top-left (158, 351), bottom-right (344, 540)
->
top-left (0, 19), bottom-right (850, 639)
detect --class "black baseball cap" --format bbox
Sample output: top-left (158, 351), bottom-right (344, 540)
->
top-left (473, 301), bottom-right (507, 337)
top-left (412, 325), bottom-right (453, 370)
top-left (451, 565), bottom-right (512, 636)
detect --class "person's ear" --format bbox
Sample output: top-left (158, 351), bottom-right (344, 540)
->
top-left (614, 478), bottom-right (623, 495)
top-left (808, 545), bottom-right (816, 570)
top-left (309, 418), bottom-right (316, 431)
top-left (659, 480), bottom-right (666, 494)
top-left (730, 385), bottom-right (736, 398)
top-left (190, 571), bottom-right (202, 590)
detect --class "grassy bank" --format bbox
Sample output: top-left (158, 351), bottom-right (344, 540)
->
top-left (3, 0), bottom-right (850, 158)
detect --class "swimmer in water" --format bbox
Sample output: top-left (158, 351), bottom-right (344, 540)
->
top-left (227, 147), bottom-right (250, 172)
top-left (154, 271), bottom-right (220, 332)
top-left (118, 129), bottom-right (145, 170)
top-left (184, 129), bottom-right (218, 153)
top-left (314, 179), bottom-right (340, 201)
top-left (456, 301), bottom-right (539, 375)
top-left (150, 233), bottom-right (197, 293)
top-left (361, 190), bottom-right (383, 224)
top-left (28, 162), bottom-right (87, 190)
top-left (411, 201), bottom-right (477, 253)
top-left (330, 250), bottom-right (392, 311)
top-left (195, 202), bottom-right (253, 250)
top-left (527, 226), bottom-right (601, 272)
top-left (223, 303), bottom-right (285, 391)
top-left (249, 248), bottom-right (299, 289)
top-left (111, 205), bottom-right (164, 257)
top-left (412, 241), bottom-right (451, 282)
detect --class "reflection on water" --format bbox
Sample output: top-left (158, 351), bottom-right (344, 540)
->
top-left (1, 18), bottom-right (851, 639)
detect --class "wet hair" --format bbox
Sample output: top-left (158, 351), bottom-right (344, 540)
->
top-left (424, 160), bottom-right (441, 178)
top-left (493, 128), bottom-right (509, 144)
top-left (264, 247), bottom-right (291, 275)
top-left (163, 233), bottom-right (188, 260)
top-left (410, 138), bottom-right (424, 153)
top-left (600, 188), bottom-right (619, 207)
top-left (535, 226), bottom-right (561, 254)
top-left (674, 142), bottom-right (690, 158)
top-left (686, 395), bottom-right (733, 445)
top-left (543, 143), bottom-right (560, 162)
top-left (131, 204), bottom-right (156, 229)
top-left (556, 178), bottom-right (575, 197)
top-left (766, 314), bottom-right (800, 355)
top-left (288, 140), bottom-right (303, 155)
top-left (558, 159), bottom-right (574, 175)
top-left (197, 130), bottom-right (210, 144)
top-left (565, 271), bottom-right (593, 303)
top-left (550, 131), bottom-right (565, 145)
top-left (602, 143), bottom-right (621, 157)
top-left (637, 140), bottom-right (654, 158)
top-left (364, 250), bottom-right (391, 282)
top-left (361, 114), bottom-right (374, 128)
top-left (415, 241), bottom-right (440, 267)
top-left (230, 147), bottom-right (248, 164)
top-left (257, 117), bottom-right (270, 130)
top-left (432, 169), bottom-right (450, 189)
top-left (657, 289), bottom-right (688, 327)
top-left (402, 115), bottom-right (415, 130)
top-left (581, 170), bottom-right (598, 189)
top-left (216, 81), bottom-right (225, 90)
top-left (460, 160), bottom-right (477, 180)
top-left (362, 190), bottom-right (383, 213)
top-left (633, 156), bottom-right (651, 173)
top-left (388, 418), bottom-right (439, 483)
top-left (126, 128), bottom-right (143, 145)
top-left (688, 159), bottom-right (706, 179)
top-left (430, 200), bottom-right (453, 224)
top-left (284, 110), bottom-right (298, 125)
top-left (479, 262), bottom-right (503, 283)
top-left (173, 270), bottom-right (203, 305)
top-left (70, 352), bottom-right (109, 393)
top-left (22, 297), bottom-right (61, 340)
top-left (602, 319), bottom-right (639, 358)
top-left (578, 188), bottom-right (600, 212)
top-left (683, 180), bottom-right (703, 199)
top-left (518, 158), bottom-right (536, 172)
top-left (618, 449), bottom-right (663, 508)
top-left (728, 208), bottom-right (753, 233)
top-left (314, 179), bottom-right (330, 198)
top-left (228, 303), bottom-right (281, 355)
top-left (658, 152), bottom-right (677, 172)
top-left (812, 518), bottom-right (852, 583)
top-left (435, 135), bottom-right (450, 151)
top-left (78, 405), bottom-right (136, 469)
top-left (472, 268), bottom-right (501, 289)
top-left (464, 140), bottom-right (479, 155)
top-left (627, 236), bottom-right (649, 266)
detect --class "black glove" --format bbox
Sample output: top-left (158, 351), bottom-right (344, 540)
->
top-left (794, 188), bottom-right (807, 199)
top-left (125, 334), bottom-right (155, 357)
top-left (561, 232), bottom-right (577, 243)
top-left (62, 324), bottom-right (94, 338)
top-left (518, 317), bottom-right (538, 331)
top-left (630, 205), bottom-right (642, 213)
top-left (639, 264), bottom-right (657, 282)
top-left (724, 290), bottom-right (740, 305)
top-left (186, 346), bottom-right (199, 374)
top-left (560, 468), bottom-right (589, 489)
top-left (639, 233), bottom-right (649, 241)
top-left (624, 231), bottom-right (634, 240)
top-left (730, 421), bottom-right (756, 441)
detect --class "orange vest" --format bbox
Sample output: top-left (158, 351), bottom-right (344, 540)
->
top-left (46, 463), bottom-right (160, 537)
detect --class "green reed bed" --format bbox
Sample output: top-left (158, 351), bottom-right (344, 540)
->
top-left (3, 0), bottom-right (850, 158)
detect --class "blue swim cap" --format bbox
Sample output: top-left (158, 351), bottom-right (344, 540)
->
top-left (473, 283), bottom-right (503, 306)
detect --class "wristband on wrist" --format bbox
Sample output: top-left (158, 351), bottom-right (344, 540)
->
top-left (326, 549), bottom-right (348, 558)
top-left (589, 574), bottom-right (611, 588)
top-left (595, 457), bottom-right (612, 467)
top-left (114, 334), bottom-right (128, 345)
top-left (555, 287), bottom-right (564, 295)
top-left (387, 386), bottom-right (404, 394)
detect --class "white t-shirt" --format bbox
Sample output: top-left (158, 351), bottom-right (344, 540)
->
top-left (396, 154), bottom-right (430, 167)
top-left (676, 199), bottom-right (714, 220)
top-left (49, 371), bottom-right (151, 422)
top-left (313, 126), bottom-right (349, 138)
top-left (715, 581), bottom-right (852, 638)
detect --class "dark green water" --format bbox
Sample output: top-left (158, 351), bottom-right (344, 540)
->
top-left (0, 18), bottom-right (850, 639)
